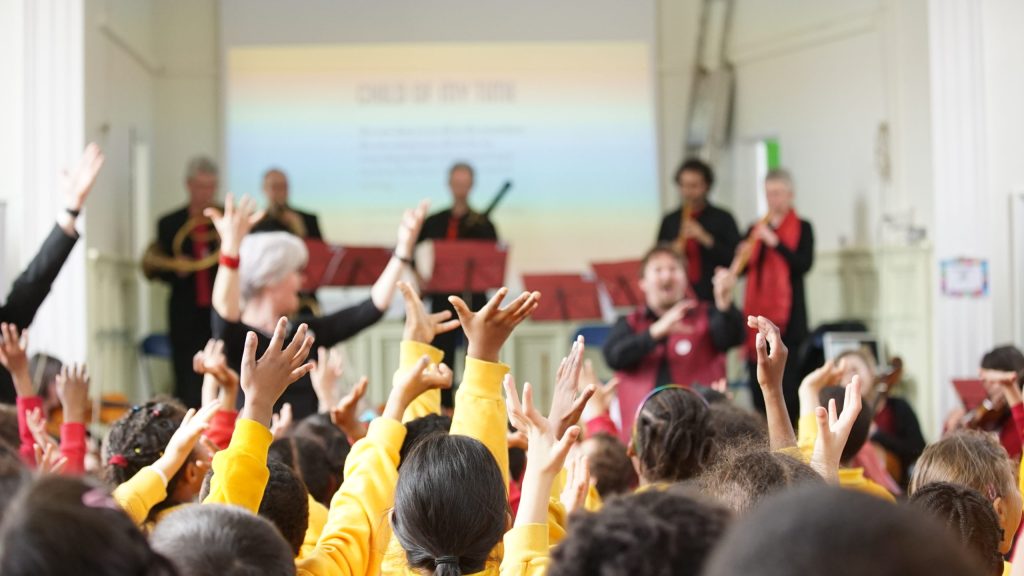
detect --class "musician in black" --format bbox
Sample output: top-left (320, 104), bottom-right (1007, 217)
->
top-left (251, 168), bottom-right (322, 240)
top-left (656, 159), bottom-right (740, 302)
top-left (416, 162), bottom-right (498, 409)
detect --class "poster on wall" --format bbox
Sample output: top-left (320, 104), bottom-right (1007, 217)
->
top-left (940, 258), bottom-right (988, 298)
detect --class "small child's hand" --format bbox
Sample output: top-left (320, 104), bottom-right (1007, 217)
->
top-left (153, 400), bottom-right (221, 483)
top-left (399, 281), bottom-right (461, 345)
top-left (548, 337), bottom-right (595, 438)
top-left (311, 346), bottom-right (345, 412)
top-left (383, 357), bottom-right (453, 422)
top-left (34, 442), bottom-right (68, 476)
top-left (450, 287), bottom-right (540, 363)
top-left (0, 323), bottom-right (32, 397)
top-left (810, 376), bottom-right (863, 483)
top-left (240, 318), bottom-right (315, 427)
top-left (330, 377), bottom-right (369, 440)
top-left (559, 448), bottom-right (591, 515)
top-left (56, 363), bottom-right (90, 424)
top-left (748, 315), bottom-right (788, 395)
top-left (270, 403), bottom-right (294, 440)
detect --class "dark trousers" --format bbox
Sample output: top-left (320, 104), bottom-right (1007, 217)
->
top-left (169, 302), bottom-right (212, 408)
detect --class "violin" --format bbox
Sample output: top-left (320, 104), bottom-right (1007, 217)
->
top-left (959, 396), bottom-right (1010, 432)
top-left (870, 357), bottom-right (906, 483)
top-left (45, 394), bottom-right (133, 438)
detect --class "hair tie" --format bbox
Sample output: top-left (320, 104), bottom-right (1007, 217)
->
top-left (436, 556), bottom-right (459, 567)
top-left (108, 454), bottom-right (128, 468)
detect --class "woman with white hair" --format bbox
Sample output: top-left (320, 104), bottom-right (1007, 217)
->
top-left (206, 194), bottom-right (428, 418)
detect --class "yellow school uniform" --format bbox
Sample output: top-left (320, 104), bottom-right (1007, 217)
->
top-left (796, 412), bottom-right (896, 502)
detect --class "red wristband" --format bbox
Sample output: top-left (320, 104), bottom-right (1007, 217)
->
top-left (219, 253), bottom-right (240, 270)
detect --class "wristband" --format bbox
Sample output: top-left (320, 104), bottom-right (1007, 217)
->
top-left (394, 251), bottom-right (413, 265)
top-left (219, 253), bottom-right (240, 270)
top-left (66, 207), bottom-right (81, 218)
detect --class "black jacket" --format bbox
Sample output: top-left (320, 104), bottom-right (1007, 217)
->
top-left (251, 208), bottom-right (322, 239)
top-left (657, 203), bottom-right (740, 302)
top-left (0, 224), bottom-right (78, 403)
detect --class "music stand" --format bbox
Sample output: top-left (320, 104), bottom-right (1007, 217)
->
top-left (591, 260), bottom-right (643, 308)
top-left (424, 240), bottom-right (508, 295)
top-left (303, 240), bottom-right (393, 290)
top-left (522, 274), bottom-right (602, 322)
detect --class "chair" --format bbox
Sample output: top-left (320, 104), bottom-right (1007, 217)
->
top-left (139, 333), bottom-right (173, 400)
top-left (572, 324), bottom-right (612, 348)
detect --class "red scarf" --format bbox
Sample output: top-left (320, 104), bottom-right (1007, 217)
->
top-left (743, 210), bottom-right (801, 358)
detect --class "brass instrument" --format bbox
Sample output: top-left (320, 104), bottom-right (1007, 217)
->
top-left (729, 213), bottom-right (772, 275)
top-left (266, 203), bottom-right (308, 238)
top-left (141, 215), bottom-right (221, 279)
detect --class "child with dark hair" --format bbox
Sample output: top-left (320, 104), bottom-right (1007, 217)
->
top-left (549, 487), bottom-right (731, 576)
top-left (581, 433), bottom-right (636, 498)
top-left (707, 401), bottom-right (768, 446)
top-left (105, 398), bottom-right (220, 526)
top-left (910, 430), bottom-right (1022, 564)
top-left (797, 361), bottom-right (895, 501)
top-left (629, 385), bottom-right (714, 485)
top-left (703, 485), bottom-right (982, 576)
top-left (0, 441), bottom-right (29, 520)
top-left (0, 475), bottom-right (178, 576)
top-left (150, 504), bottom-right (295, 576)
top-left (399, 413), bottom-right (452, 466)
top-left (293, 414), bottom-right (351, 498)
top-left (266, 435), bottom-right (330, 559)
top-left (259, 459), bottom-right (310, 557)
top-left (909, 482), bottom-right (1003, 576)
top-left (699, 445), bottom-right (823, 514)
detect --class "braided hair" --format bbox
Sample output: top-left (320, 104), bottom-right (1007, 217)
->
top-left (909, 482), bottom-right (1004, 576)
top-left (102, 400), bottom-right (187, 497)
top-left (632, 387), bottom-right (714, 483)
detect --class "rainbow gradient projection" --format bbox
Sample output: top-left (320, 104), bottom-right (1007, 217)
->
top-left (226, 43), bottom-right (659, 273)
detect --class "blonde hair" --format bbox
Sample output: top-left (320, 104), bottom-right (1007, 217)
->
top-left (909, 430), bottom-right (1017, 500)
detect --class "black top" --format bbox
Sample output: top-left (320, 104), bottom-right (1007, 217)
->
top-left (871, 396), bottom-right (926, 480)
top-left (251, 208), bottom-right (322, 240)
top-left (602, 304), bottom-right (745, 388)
top-left (154, 207), bottom-right (219, 309)
top-left (416, 207), bottom-right (498, 305)
top-left (212, 297), bottom-right (384, 419)
top-left (0, 224), bottom-right (78, 403)
top-left (745, 219), bottom-right (814, 346)
top-left (656, 203), bottom-right (741, 302)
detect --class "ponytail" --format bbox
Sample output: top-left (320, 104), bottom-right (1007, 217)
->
top-left (434, 556), bottom-right (462, 575)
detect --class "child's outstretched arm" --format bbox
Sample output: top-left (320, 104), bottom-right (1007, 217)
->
top-left (54, 363), bottom-right (90, 474)
top-left (298, 355), bottom-right (452, 576)
top-left (396, 281), bottom-right (460, 421)
top-left (747, 316), bottom-right (795, 450)
top-left (809, 376), bottom-right (863, 483)
top-left (0, 323), bottom-right (42, 466)
top-left (449, 287), bottom-right (540, 485)
top-left (203, 317), bottom-right (314, 512)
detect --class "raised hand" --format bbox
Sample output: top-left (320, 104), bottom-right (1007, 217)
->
top-left (270, 403), bottom-right (294, 440)
top-left (799, 359), bottom-right (846, 417)
top-left (548, 337), bottom-right (596, 438)
top-left (754, 222), bottom-right (779, 248)
top-left (395, 200), bottom-right (429, 261)
top-left (712, 267), bottom-right (737, 312)
top-left (0, 323), bottom-right (33, 397)
top-left (194, 339), bottom-right (239, 409)
top-left (682, 218), bottom-right (713, 247)
top-left (810, 376), bottom-right (863, 483)
top-left (203, 193), bottom-right (264, 257)
top-left (450, 287), bottom-right (541, 363)
top-left (580, 360), bottom-right (619, 421)
top-left (63, 143), bottom-right (105, 212)
top-left (34, 442), bottom-right (68, 476)
top-left (560, 448), bottom-right (591, 515)
top-left (985, 368), bottom-right (1023, 408)
top-left (26, 407), bottom-right (58, 452)
top-left (383, 356), bottom-right (453, 422)
top-left (648, 300), bottom-right (696, 340)
top-left (330, 376), bottom-right (369, 440)
top-left (504, 377), bottom-right (582, 527)
top-left (311, 346), bottom-right (345, 412)
top-left (56, 363), bottom-right (90, 424)
top-left (749, 315), bottom-right (795, 449)
top-left (152, 400), bottom-right (221, 482)
top-left (239, 318), bottom-right (315, 427)
top-left (399, 281), bottom-right (461, 344)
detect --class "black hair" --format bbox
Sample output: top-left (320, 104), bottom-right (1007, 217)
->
top-left (699, 445), bottom-right (823, 514)
top-left (707, 402), bottom-right (768, 446)
top-left (703, 484), bottom-right (983, 576)
top-left (632, 387), bottom-right (714, 483)
top-left (103, 400), bottom-right (190, 516)
top-left (549, 486), bottom-right (730, 576)
top-left (582, 433), bottom-right (636, 498)
top-left (258, 459), bottom-right (310, 557)
top-left (0, 475), bottom-right (178, 575)
top-left (674, 158), bottom-right (714, 190)
top-left (391, 433), bottom-right (508, 575)
top-left (910, 482), bottom-right (1003, 576)
top-left (29, 352), bottom-right (63, 401)
top-left (981, 345), bottom-right (1024, 388)
top-left (270, 435), bottom-right (335, 506)
top-left (400, 413), bottom-right (453, 468)
top-left (150, 504), bottom-right (295, 576)
top-left (293, 413), bottom-right (350, 505)
top-left (818, 386), bottom-right (874, 463)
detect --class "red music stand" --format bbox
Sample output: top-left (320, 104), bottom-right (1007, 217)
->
top-left (424, 240), bottom-right (508, 294)
top-left (303, 239), bottom-right (393, 291)
top-left (591, 260), bottom-right (643, 308)
top-left (522, 274), bottom-right (603, 321)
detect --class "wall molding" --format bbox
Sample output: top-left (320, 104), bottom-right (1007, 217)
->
top-left (97, 18), bottom-right (164, 76)
top-left (728, 9), bottom-right (879, 66)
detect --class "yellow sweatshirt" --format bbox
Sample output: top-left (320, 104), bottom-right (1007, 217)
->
top-left (499, 524), bottom-right (551, 576)
top-left (400, 341), bottom-right (445, 422)
top-left (797, 413), bottom-right (896, 502)
top-left (202, 417), bottom-right (273, 512)
top-left (112, 466), bottom-right (168, 526)
top-left (300, 494), bottom-right (330, 561)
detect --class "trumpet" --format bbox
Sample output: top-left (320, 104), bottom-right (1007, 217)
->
top-left (141, 215), bottom-right (221, 279)
top-left (266, 203), bottom-right (308, 238)
top-left (729, 213), bottom-right (772, 275)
